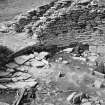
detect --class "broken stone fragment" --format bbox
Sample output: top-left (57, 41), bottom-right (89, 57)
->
top-left (87, 55), bottom-right (98, 67)
top-left (15, 54), bottom-right (35, 64)
top-left (88, 96), bottom-right (98, 102)
top-left (31, 59), bottom-right (45, 67)
top-left (83, 51), bottom-right (88, 57)
top-left (93, 71), bottom-right (105, 78)
top-left (0, 78), bottom-right (12, 83)
top-left (62, 60), bottom-right (69, 64)
top-left (95, 100), bottom-right (100, 104)
top-left (24, 61), bottom-right (32, 66)
top-left (78, 0), bottom-right (91, 4)
top-left (0, 23), bottom-right (9, 33)
top-left (12, 72), bottom-right (32, 82)
top-left (95, 60), bottom-right (105, 74)
top-left (6, 81), bottom-right (37, 89)
top-left (12, 72), bottom-right (22, 77)
top-left (16, 66), bottom-right (27, 72)
top-left (0, 71), bottom-right (11, 77)
top-left (87, 61), bottom-right (96, 67)
top-left (72, 57), bottom-right (86, 62)
top-left (66, 92), bottom-right (77, 102)
top-left (0, 28), bottom-right (9, 33)
top-left (0, 84), bottom-right (7, 89)
top-left (63, 48), bottom-right (73, 53)
top-left (6, 63), bottom-right (19, 69)
top-left (25, 78), bottom-right (35, 82)
top-left (33, 52), bottom-right (39, 56)
top-left (100, 100), bottom-right (104, 104)
top-left (21, 54), bottom-right (35, 60)
top-left (17, 65), bottom-right (30, 71)
top-left (15, 56), bottom-right (28, 64)
top-left (41, 59), bottom-right (49, 65)
top-left (55, 57), bottom-right (63, 63)
top-left (72, 92), bottom-right (84, 104)
top-left (87, 55), bottom-right (98, 62)
top-left (82, 98), bottom-right (89, 103)
top-left (36, 52), bottom-right (49, 60)
top-left (58, 72), bottom-right (65, 78)
top-left (58, 57), bottom-right (63, 61)
top-left (93, 79), bottom-right (103, 88)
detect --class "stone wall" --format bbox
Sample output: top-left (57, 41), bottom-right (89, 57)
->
top-left (30, 0), bottom-right (105, 46)
top-left (10, 0), bottom-right (105, 46)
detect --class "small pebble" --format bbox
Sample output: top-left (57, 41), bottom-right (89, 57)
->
top-left (58, 57), bottom-right (63, 61)
top-left (63, 48), bottom-right (73, 53)
top-left (100, 100), bottom-right (104, 103)
top-left (55, 59), bottom-right (59, 62)
top-left (82, 98), bottom-right (88, 103)
top-left (62, 60), bottom-right (69, 64)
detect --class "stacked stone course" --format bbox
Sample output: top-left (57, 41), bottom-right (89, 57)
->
top-left (8, 0), bottom-right (105, 46)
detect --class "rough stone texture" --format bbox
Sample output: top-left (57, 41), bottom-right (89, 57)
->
top-left (1, 0), bottom-right (105, 52)
top-left (4, 0), bottom-right (105, 50)
top-left (1, 0), bottom-right (105, 105)
top-left (29, 0), bottom-right (105, 46)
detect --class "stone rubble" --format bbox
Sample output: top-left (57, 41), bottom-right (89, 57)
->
top-left (0, 43), bottom-right (104, 105)
top-left (63, 48), bottom-right (73, 53)
top-left (1, 0), bottom-right (105, 105)
top-left (66, 91), bottom-right (105, 105)
top-left (0, 51), bottom-right (50, 89)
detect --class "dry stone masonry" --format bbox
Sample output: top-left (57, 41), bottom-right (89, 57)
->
top-left (1, 0), bottom-right (105, 105)
top-left (4, 0), bottom-right (105, 48)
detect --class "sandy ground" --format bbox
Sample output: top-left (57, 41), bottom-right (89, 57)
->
top-left (0, 0), bottom-right (52, 22)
